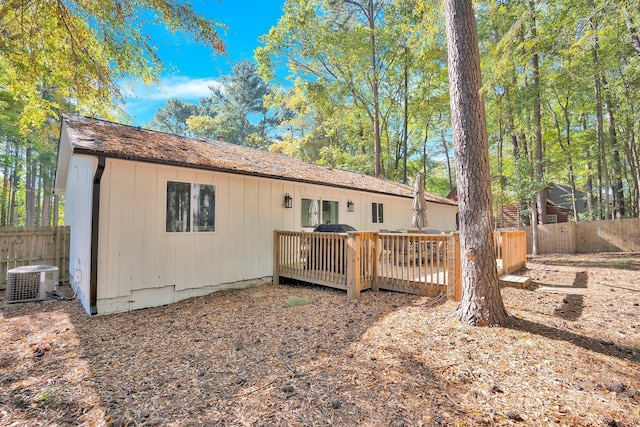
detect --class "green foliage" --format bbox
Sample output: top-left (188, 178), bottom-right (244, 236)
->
top-left (149, 60), bottom-right (281, 148)
top-left (0, 0), bottom-right (225, 131)
top-left (256, 0), bottom-right (452, 181)
top-left (481, 0), bottom-right (640, 220)
top-left (149, 100), bottom-right (200, 136)
top-left (0, 0), bottom-right (226, 226)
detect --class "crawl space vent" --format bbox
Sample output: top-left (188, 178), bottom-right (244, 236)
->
top-left (5, 265), bottom-right (59, 304)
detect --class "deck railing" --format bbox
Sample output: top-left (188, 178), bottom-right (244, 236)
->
top-left (274, 230), bottom-right (526, 302)
top-left (273, 231), bottom-right (378, 296)
top-left (377, 233), bottom-right (456, 298)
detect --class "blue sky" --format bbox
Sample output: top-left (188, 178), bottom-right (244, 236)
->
top-left (123, 0), bottom-right (285, 126)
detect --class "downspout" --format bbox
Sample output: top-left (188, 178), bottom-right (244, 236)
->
top-left (90, 156), bottom-right (105, 315)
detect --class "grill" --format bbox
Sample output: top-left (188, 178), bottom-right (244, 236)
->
top-left (307, 224), bottom-right (356, 274)
top-left (312, 223), bottom-right (356, 233)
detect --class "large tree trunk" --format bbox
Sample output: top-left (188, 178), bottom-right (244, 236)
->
top-left (1, 138), bottom-right (10, 226)
top-left (581, 118), bottom-right (596, 220)
top-left (25, 144), bottom-right (35, 226)
top-left (441, 132), bottom-right (453, 194)
top-left (592, 15), bottom-right (610, 219)
top-left (402, 47), bottom-right (409, 184)
top-left (365, 0), bottom-right (382, 178)
top-left (9, 141), bottom-right (20, 226)
top-left (444, 0), bottom-right (508, 326)
top-left (623, 100), bottom-right (640, 217)
top-left (344, 0), bottom-right (383, 177)
top-left (551, 96), bottom-right (580, 222)
top-left (53, 194), bottom-right (59, 226)
top-left (602, 77), bottom-right (625, 218)
top-left (530, 0), bottom-right (546, 225)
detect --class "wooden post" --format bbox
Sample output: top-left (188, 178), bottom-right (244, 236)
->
top-left (372, 232), bottom-right (379, 292)
top-left (346, 232), bottom-right (361, 299)
top-left (447, 233), bottom-right (462, 301)
top-left (273, 231), bottom-right (281, 286)
top-left (55, 226), bottom-right (61, 272)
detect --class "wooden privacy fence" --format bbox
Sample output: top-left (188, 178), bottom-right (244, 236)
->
top-left (0, 226), bottom-right (70, 290)
top-left (503, 218), bottom-right (640, 254)
top-left (494, 230), bottom-right (527, 274)
top-left (274, 230), bottom-right (527, 301)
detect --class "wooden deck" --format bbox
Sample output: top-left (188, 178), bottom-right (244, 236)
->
top-left (274, 230), bottom-right (527, 302)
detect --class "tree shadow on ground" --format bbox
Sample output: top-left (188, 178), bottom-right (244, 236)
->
top-left (528, 253), bottom-right (640, 271)
top-left (553, 294), bottom-right (584, 321)
top-left (526, 270), bottom-right (588, 291)
top-left (507, 316), bottom-right (640, 364)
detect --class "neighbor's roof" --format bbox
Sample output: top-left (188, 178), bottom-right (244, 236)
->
top-left (59, 114), bottom-right (457, 206)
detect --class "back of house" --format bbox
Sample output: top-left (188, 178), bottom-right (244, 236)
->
top-left (55, 114), bottom-right (458, 315)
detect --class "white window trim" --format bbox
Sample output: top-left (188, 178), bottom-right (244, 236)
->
top-left (372, 202), bottom-right (384, 224)
top-left (301, 197), bottom-right (340, 227)
top-left (165, 180), bottom-right (216, 233)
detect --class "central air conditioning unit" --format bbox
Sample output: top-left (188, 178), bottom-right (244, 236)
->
top-left (5, 265), bottom-right (59, 304)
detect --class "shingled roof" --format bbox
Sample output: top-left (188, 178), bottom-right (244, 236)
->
top-left (60, 114), bottom-right (457, 206)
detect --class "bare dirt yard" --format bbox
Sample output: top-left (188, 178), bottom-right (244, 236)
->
top-left (1, 252), bottom-right (639, 426)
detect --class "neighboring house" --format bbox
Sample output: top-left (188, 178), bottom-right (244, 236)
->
top-left (449, 182), bottom-right (586, 229)
top-left (498, 182), bottom-right (586, 227)
top-left (546, 182), bottom-right (587, 220)
top-left (500, 201), bottom-right (574, 228)
top-left (55, 114), bottom-right (458, 315)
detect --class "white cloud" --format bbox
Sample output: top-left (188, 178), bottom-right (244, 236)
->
top-left (121, 76), bottom-right (223, 125)
top-left (124, 76), bottom-right (222, 102)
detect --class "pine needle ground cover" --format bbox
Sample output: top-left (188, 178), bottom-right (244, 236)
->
top-left (1, 253), bottom-right (639, 426)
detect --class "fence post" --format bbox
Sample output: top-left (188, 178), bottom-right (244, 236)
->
top-left (346, 232), bottom-right (361, 299)
top-left (447, 233), bottom-right (462, 301)
top-left (55, 226), bottom-right (61, 273)
top-left (372, 232), bottom-right (379, 292)
top-left (273, 231), bottom-right (281, 286)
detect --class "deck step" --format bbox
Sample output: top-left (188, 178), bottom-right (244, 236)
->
top-left (499, 274), bottom-right (532, 288)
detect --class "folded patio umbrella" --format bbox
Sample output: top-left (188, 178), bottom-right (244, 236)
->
top-left (411, 173), bottom-right (428, 231)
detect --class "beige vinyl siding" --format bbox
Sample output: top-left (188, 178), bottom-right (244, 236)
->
top-left (90, 157), bottom-right (457, 314)
top-left (64, 154), bottom-right (94, 314)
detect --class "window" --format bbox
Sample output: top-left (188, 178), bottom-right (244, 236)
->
top-left (166, 181), bottom-right (215, 232)
top-left (372, 202), bottom-right (384, 223)
top-left (546, 214), bottom-right (558, 224)
top-left (301, 198), bottom-right (339, 227)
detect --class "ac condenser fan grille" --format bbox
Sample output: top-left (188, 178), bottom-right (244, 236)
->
top-left (5, 265), bottom-right (59, 304)
top-left (7, 271), bottom-right (40, 303)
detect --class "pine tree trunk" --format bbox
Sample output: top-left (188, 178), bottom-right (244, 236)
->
top-left (441, 132), bottom-right (453, 193)
top-left (366, 0), bottom-right (382, 178)
top-left (592, 16), bottom-right (610, 219)
top-left (626, 123), bottom-right (640, 218)
top-left (402, 47), bottom-right (409, 184)
top-left (444, 0), bottom-right (508, 326)
top-left (1, 139), bottom-right (10, 226)
top-left (25, 145), bottom-right (35, 226)
top-left (530, 0), bottom-right (546, 225)
top-left (602, 78), bottom-right (625, 218)
top-left (497, 115), bottom-right (505, 229)
top-left (53, 195), bottom-right (59, 226)
top-left (9, 141), bottom-right (20, 226)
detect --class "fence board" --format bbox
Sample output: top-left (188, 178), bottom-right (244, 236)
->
top-left (503, 218), bottom-right (640, 254)
top-left (0, 226), bottom-right (70, 290)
